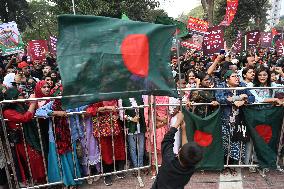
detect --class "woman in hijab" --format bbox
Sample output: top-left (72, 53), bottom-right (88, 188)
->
top-left (35, 83), bottom-right (81, 188)
top-left (3, 87), bottom-right (46, 185)
top-left (34, 81), bottom-right (51, 161)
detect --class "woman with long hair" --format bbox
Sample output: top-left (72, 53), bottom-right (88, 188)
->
top-left (251, 66), bottom-right (283, 105)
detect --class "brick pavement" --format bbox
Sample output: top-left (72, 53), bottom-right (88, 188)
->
top-left (79, 169), bottom-right (284, 189)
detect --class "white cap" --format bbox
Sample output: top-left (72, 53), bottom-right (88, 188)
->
top-left (231, 59), bottom-right (239, 64)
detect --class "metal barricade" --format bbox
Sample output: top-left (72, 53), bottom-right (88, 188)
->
top-left (0, 98), bottom-right (154, 188)
top-left (0, 90), bottom-right (283, 188)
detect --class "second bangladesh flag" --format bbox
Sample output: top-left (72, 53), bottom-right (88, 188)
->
top-left (184, 108), bottom-right (224, 170)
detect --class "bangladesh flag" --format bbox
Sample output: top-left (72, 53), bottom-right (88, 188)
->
top-left (155, 16), bottom-right (189, 38)
top-left (57, 15), bottom-right (177, 109)
top-left (183, 108), bottom-right (224, 170)
top-left (243, 107), bottom-right (284, 168)
top-left (272, 28), bottom-right (281, 47)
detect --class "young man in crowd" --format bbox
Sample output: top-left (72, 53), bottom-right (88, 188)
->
top-left (151, 112), bottom-right (203, 189)
top-left (242, 66), bottom-right (255, 87)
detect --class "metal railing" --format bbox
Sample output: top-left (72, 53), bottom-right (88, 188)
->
top-left (0, 89), bottom-right (283, 188)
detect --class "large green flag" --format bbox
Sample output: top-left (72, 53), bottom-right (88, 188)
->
top-left (57, 15), bottom-right (177, 109)
top-left (243, 107), bottom-right (284, 168)
top-left (183, 108), bottom-right (224, 170)
top-left (155, 16), bottom-right (188, 38)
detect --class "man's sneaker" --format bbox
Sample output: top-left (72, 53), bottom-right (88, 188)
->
top-left (116, 172), bottom-right (126, 179)
top-left (104, 175), bottom-right (112, 186)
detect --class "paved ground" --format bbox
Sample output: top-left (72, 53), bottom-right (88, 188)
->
top-left (80, 169), bottom-right (284, 189)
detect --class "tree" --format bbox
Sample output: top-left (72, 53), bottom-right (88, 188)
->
top-left (146, 9), bottom-right (168, 23)
top-left (22, 0), bottom-right (57, 42)
top-left (178, 5), bottom-right (204, 23)
top-left (20, 0), bottom-right (164, 41)
top-left (201, 0), bottom-right (215, 27)
top-left (214, 0), bottom-right (270, 47)
top-left (49, 0), bottom-right (161, 22)
top-left (0, 0), bottom-right (32, 31)
top-left (275, 16), bottom-right (284, 29)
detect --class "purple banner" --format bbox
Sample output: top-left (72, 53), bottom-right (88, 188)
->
top-left (202, 26), bottom-right (224, 56)
top-left (246, 30), bottom-right (260, 47)
top-left (260, 32), bottom-right (272, 48)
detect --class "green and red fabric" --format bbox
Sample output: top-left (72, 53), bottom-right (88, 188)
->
top-left (272, 28), bottom-right (281, 47)
top-left (155, 16), bottom-right (189, 38)
top-left (57, 15), bottom-right (177, 109)
top-left (183, 107), bottom-right (224, 170)
top-left (243, 106), bottom-right (284, 168)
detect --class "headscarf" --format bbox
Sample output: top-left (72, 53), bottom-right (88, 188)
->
top-left (35, 80), bottom-right (50, 98)
top-left (4, 87), bottom-right (41, 152)
top-left (4, 87), bottom-right (20, 100)
top-left (35, 80), bottom-right (50, 107)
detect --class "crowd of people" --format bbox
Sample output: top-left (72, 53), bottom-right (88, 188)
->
top-left (0, 45), bottom-right (283, 188)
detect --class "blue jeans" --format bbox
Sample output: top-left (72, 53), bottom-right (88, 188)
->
top-left (127, 133), bottom-right (145, 168)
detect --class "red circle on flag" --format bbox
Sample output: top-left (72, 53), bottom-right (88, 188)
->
top-left (255, 124), bottom-right (272, 144)
top-left (121, 34), bottom-right (149, 77)
top-left (194, 130), bottom-right (213, 147)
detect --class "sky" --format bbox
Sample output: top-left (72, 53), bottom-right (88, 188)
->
top-left (158, 0), bottom-right (201, 18)
top-left (159, 0), bottom-right (284, 19)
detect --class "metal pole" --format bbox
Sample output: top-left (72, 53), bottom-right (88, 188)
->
top-left (151, 97), bottom-right (159, 175)
top-left (35, 118), bottom-right (48, 183)
top-left (66, 116), bottom-right (78, 179)
top-left (245, 34), bottom-right (247, 51)
top-left (72, 0), bottom-right (76, 15)
top-left (175, 33), bottom-right (183, 110)
top-left (0, 132), bottom-right (13, 189)
top-left (0, 104), bottom-right (19, 188)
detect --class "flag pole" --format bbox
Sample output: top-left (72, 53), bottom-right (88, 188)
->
top-left (71, 0), bottom-right (76, 15)
top-left (244, 34), bottom-right (247, 51)
top-left (175, 33), bottom-right (183, 110)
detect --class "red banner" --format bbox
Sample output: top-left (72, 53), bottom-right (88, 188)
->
top-left (181, 34), bottom-right (203, 50)
top-left (231, 31), bottom-right (242, 54)
top-left (275, 39), bottom-right (284, 55)
top-left (220, 0), bottom-right (239, 26)
top-left (27, 40), bottom-right (48, 61)
top-left (260, 32), bottom-right (272, 48)
top-left (187, 17), bottom-right (209, 33)
top-left (246, 30), bottom-right (260, 48)
top-left (202, 26), bottom-right (224, 56)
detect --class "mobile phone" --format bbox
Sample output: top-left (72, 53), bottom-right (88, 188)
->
top-left (220, 49), bottom-right (226, 55)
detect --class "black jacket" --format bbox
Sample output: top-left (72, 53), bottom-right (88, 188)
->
top-left (151, 127), bottom-right (195, 189)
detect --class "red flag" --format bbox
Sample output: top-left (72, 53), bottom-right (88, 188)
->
top-left (272, 28), bottom-right (279, 38)
top-left (202, 26), bottom-right (224, 56)
top-left (271, 28), bottom-right (281, 47)
top-left (187, 17), bottom-right (209, 33)
top-left (27, 40), bottom-right (48, 61)
top-left (181, 33), bottom-right (203, 50)
top-left (220, 0), bottom-right (239, 26)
